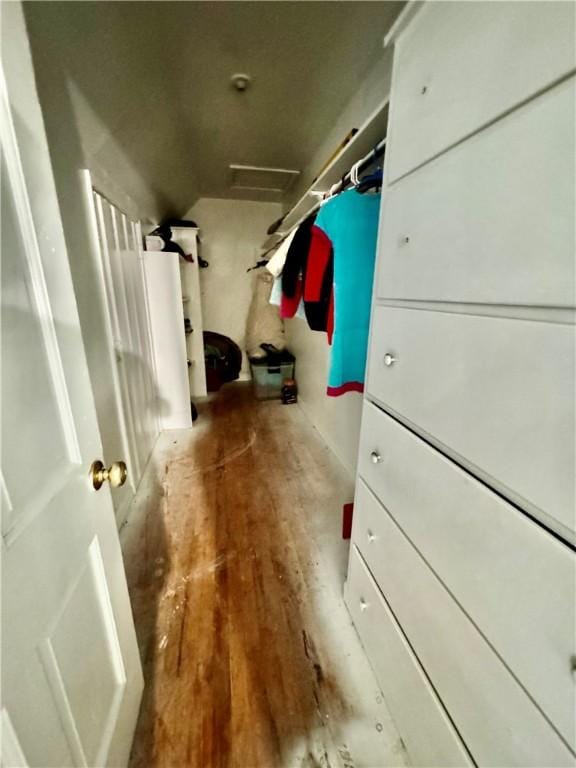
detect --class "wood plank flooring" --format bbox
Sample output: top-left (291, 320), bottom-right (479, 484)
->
top-left (122, 383), bottom-right (406, 768)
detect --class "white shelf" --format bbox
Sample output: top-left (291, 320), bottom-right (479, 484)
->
top-left (142, 250), bottom-right (192, 430)
top-left (172, 227), bottom-right (207, 399)
top-left (262, 96), bottom-right (389, 250)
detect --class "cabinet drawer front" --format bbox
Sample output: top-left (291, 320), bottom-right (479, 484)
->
top-left (351, 485), bottom-right (575, 767)
top-left (345, 547), bottom-right (473, 768)
top-left (356, 421), bottom-right (576, 753)
top-left (387, 2), bottom-right (575, 182)
top-left (366, 306), bottom-right (575, 539)
top-left (378, 79), bottom-right (575, 307)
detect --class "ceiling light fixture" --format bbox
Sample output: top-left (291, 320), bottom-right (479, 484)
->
top-left (231, 73), bottom-right (252, 92)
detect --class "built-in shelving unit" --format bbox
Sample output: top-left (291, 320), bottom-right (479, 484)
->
top-left (142, 227), bottom-right (207, 424)
top-left (141, 249), bottom-right (192, 430)
top-left (172, 227), bottom-right (208, 399)
top-left (261, 96), bottom-right (389, 252)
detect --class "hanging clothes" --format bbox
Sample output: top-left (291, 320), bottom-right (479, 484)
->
top-left (280, 214), bottom-right (316, 319)
top-left (269, 274), bottom-right (306, 320)
top-left (303, 224), bottom-right (333, 337)
top-left (265, 228), bottom-right (297, 278)
top-left (314, 188), bottom-right (381, 396)
top-left (245, 270), bottom-right (286, 359)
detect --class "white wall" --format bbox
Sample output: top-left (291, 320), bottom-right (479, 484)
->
top-left (283, 49), bottom-right (393, 477)
top-left (285, 320), bottom-right (364, 476)
top-left (186, 198), bottom-right (283, 376)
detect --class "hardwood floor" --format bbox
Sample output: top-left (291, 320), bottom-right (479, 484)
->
top-left (122, 383), bottom-right (406, 768)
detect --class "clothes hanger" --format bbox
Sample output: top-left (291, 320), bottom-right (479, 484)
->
top-left (350, 158), bottom-right (362, 187)
top-left (357, 167), bottom-right (383, 193)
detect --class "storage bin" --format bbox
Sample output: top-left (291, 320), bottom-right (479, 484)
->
top-left (250, 354), bottom-right (295, 400)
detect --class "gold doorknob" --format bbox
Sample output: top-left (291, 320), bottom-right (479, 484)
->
top-left (90, 460), bottom-right (128, 490)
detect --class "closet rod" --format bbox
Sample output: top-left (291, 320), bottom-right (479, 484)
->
top-left (261, 137), bottom-right (386, 260)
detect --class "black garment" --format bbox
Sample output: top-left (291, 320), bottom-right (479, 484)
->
top-left (162, 240), bottom-right (186, 257)
top-left (304, 252), bottom-right (333, 332)
top-left (281, 214), bottom-right (316, 299)
top-left (302, 223), bottom-right (334, 333)
top-left (150, 224), bottom-right (187, 258)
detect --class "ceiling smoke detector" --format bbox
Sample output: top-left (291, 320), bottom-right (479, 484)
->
top-left (231, 73), bottom-right (252, 92)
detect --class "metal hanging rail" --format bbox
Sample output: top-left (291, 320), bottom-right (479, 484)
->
top-left (260, 137), bottom-right (386, 260)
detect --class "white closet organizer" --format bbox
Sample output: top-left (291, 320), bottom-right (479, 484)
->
top-left (261, 96), bottom-right (389, 253)
top-left (170, 226), bottom-right (207, 399)
top-left (142, 250), bottom-right (192, 431)
top-left (345, 3), bottom-right (576, 768)
top-left (142, 227), bottom-right (206, 431)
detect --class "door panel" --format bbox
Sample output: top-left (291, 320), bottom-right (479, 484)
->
top-left (114, 208), bottom-right (155, 471)
top-left (89, 189), bottom-right (159, 501)
top-left (127, 220), bottom-right (157, 429)
top-left (42, 538), bottom-right (126, 766)
top-left (1, 7), bottom-right (143, 765)
top-left (83, 182), bottom-right (139, 521)
top-left (95, 197), bottom-right (143, 481)
top-left (1, 162), bottom-right (74, 537)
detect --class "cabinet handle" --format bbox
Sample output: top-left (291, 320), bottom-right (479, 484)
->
top-left (384, 353), bottom-right (397, 367)
top-left (403, 235), bottom-right (410, 244)
top-left (370, 451), bottom-right (382, 464)
top-left (367, 529), bottom-right (376, 542)
top-left (360, 597), bottom-right (368, 612)
top-left (570, 655), bottom-right (576, 675)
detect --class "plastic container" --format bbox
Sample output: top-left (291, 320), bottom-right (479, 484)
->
top-left (250, 354), bottom-right (295, 400)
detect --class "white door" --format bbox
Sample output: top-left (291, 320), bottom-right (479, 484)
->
top-left (0, 5), bottom-right (143, 766)
top-left (87, 188), bottom-right (158, 482)
top-left (81, 179), bottom-right (141, 523)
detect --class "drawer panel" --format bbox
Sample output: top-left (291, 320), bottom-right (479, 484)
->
top-left (387, 1), bottom-right (575, 182)
top-left (378, 78), bottom-right (575, 306)
top-left (366, 306), bottom-right (575, 539)
top-left (356, 420), bottom-right (576, 753)
top-left (345, 546), bottom-right (473, 768)
top-left (351, 486), bottom-right (575, 767)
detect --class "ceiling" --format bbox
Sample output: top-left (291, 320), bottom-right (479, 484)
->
top-left (24, 1), bottom-right (403, 220)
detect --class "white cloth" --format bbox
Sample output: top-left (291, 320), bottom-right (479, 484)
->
top-left (269, 275), bottom-right (306, 320)
top-left (265, 228), bottom-right (297, 278)
top-left (245, 271), bottom-right (286, 358)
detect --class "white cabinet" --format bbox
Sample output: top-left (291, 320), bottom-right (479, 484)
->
top-left (171, 227), bottom-right (207, 398)
top-left (345, 547), bottom-right (473, 768)
top-left (87, 183), bottom-right (160, 523)
top-left (345, 3), bottom-right (576, 766)
top-left (386, 1), bottom-right (575, 182)
top-left (367, 305), bottom-right (575, 540)
top-left (146, 227), bottom-right (207, 400)
top-left (377, 78), bottom-right (576, 306)
top-left (142, 250), bottom-right (192, 430)
top-left (351, 483), bottom-right (573, 767)
top-left (357, 404), bottom-right (576, 752)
